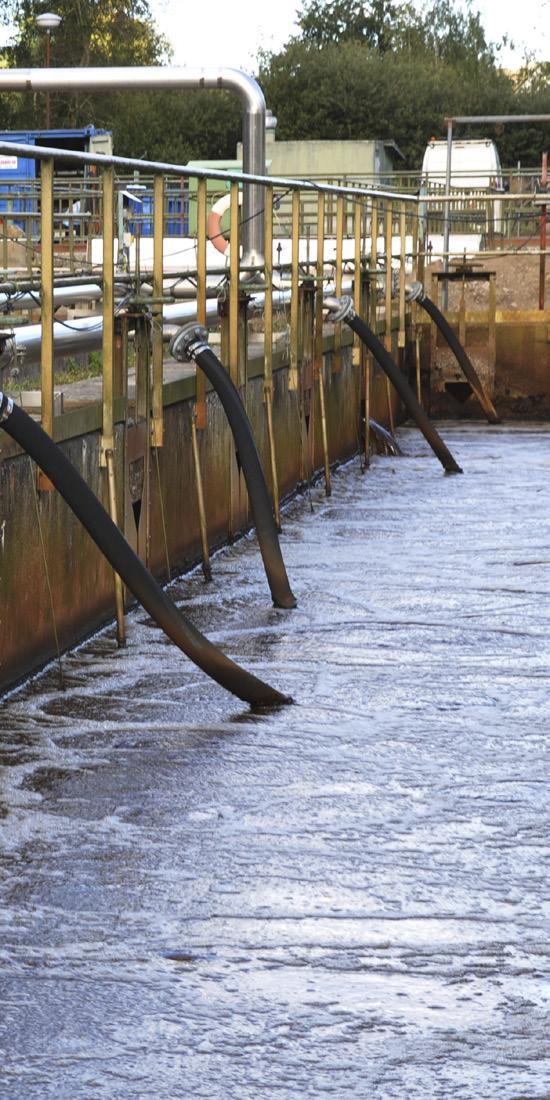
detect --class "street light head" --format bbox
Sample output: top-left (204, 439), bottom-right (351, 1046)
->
top-left (36, 12), bottom-right (62, 30)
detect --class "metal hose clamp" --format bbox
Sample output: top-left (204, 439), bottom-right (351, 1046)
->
top-left (0, 391), bottom-right (14, 422)
top-left (169, 323), bottom-right (210, 363)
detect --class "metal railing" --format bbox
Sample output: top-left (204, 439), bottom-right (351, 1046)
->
top-left (0, 140), bottom-right (421, 457)
top-left (1, 168), bottom-right (547, 260)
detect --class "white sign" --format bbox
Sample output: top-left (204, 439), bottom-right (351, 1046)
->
top-left (0, 156), bottom-right (18, 171)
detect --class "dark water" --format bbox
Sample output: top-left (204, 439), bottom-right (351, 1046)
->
top-left (1, 423), bottom-right (549, 1099)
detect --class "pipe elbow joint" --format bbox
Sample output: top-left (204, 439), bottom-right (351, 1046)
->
top-left (170, 323), bottom-right (210, 363)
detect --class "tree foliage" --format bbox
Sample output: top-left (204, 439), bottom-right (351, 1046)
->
top-left (294, 0), bottom-right (499, 63)
top-left (3, 0), bottom-right (167, 68)
top-left (0, 0), bottom-right (169, 150)
top-left (260, 0), bottom-right (550, 167)
top-left (0, 1), bottom-right (243, 161)
top-left (1, 0), bottom-right (550, 168)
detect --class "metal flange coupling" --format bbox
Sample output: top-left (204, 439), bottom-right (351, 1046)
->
top-left (322, 295), bottom-right (356, 324)
top-left (170, 323), bottom-right (210, 363)
top-left (0, 391), bottom-right (14, 421)
top-left (405, 280), bottom-right (425, 304)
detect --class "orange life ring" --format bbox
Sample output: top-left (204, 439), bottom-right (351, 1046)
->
top-left (207, 191), bottom-right (242, 255)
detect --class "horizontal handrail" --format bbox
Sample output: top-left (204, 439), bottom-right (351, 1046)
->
top-left (0, 140), bottom-right (416, 202)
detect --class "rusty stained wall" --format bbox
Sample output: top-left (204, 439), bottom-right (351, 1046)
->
top-left (0, 340), bottom-right (403, 694)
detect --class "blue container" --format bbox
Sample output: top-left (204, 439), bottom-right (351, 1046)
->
top-left (0, 126), bottom-right (111, 234)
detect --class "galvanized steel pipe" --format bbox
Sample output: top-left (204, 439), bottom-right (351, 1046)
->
top-left (0, 66), bottom-right (266, 266)
top-left (3, 283), bottom-right (352, 371)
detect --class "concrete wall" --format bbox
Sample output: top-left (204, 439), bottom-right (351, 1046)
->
top-left (236, 136), bottom-right (401, 181)
top-left (422, 312), bottom-right (550, 419)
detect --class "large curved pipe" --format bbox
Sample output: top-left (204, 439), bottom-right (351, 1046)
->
top-left (0, 392), bottom-right (290, 708)
top-left (170, 324), bottom-right (296, 609)
top-left (2, 296), bottom-right (224, 372)
top-left (406, 282), bottom-right (500, 423)
top-left (323, 296), bottom-right (462, 474)
top-left (0, 66), bottom-right (266, 266)
top-left (1, 281), bottom-right (353, 373)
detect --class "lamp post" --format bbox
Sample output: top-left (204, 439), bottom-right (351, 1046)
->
top-left (35, 12), bottom-right (62, 129)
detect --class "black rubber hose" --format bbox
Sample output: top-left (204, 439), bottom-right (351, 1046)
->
top-left (0, 394), bottom-right (291, 708)
top-left (190, 344), bottom-right (297, 609)
top-left (343, 311), bottom-right (462, 473)
top-left (418, 295), bottom-right (500, 424)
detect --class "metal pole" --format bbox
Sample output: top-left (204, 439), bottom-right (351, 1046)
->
top-left (195, 177), bottom-right (207, 429)
top-left (315, 190), bottom-right (331, 496)
top-left (106, 448), bottom-right (126, 647)
top-left (442, 117), bottom-right (453, 311)
top-left (539, 151), bottom-right (548, 311)
top-left (333, 193), bottom-right (344, 372)
top-left (151, 172), bottom-right (164, 446)
top-left (384, 202), bottom-right (395, 436)
top-left (40, 157), bottom-right (54, 441)
top-left (191, 414), bottom-right (212, 582)
top-left (290, 189), bottom-right (300, 391)
top-left (263, 186), bottom-right (281, 527)
top-left (45, 31), bottom-right (51, 128)
top-left (101, 165), bottom-right (115, 466)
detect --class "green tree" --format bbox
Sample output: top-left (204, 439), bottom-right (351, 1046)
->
top-left (259, 37), bottom-right (514, 167)
top-left (294, 0), bottom-right (499, 61)
top-left (0, 0), bottom-right (170, 141)
top-left (0, 1), bottom-right (245, 162)
top-left (295, 0), bottom-right (414, 52)
top-left (1, 0), bottom-right (167, 67)
top-left (257, 0), bottom-right (550, 168)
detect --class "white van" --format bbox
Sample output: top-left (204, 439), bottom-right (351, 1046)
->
top-left (421, 138), bottom-right (503, 190)
top-left (421, 138), bottom-right (504, 236)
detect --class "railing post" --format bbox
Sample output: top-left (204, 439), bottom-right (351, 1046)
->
top-left (362, 267), bottom-right (372, 467)
top-left (229, 179), bottom-right (240, 388)
top-left (263, 184), bottom-right (281, 527)
top-left (300, 277), bottom-right (316, 481)
top-left (289, 188), bottom-right (300, 391)
top-left (353, 199), bottom-right (363, 368)
top-left (398, 202), bottom-right (406, 350)
top-left (195, 177), bottom-right (207, 429)
top-left (40, 157), bottom-right (54, 441)
top-left (101, 164), bottom-right (115, 467)
top-left (105, 447), bottom-right (126, 648)
top-left (151, 172), bottom-right (164, 448)
top-left (315, 190), bottom-right (331, 496)
top-left (333, 193), bottom-right (345, 373)
top-left (384, 200), bottom-right (395, 435)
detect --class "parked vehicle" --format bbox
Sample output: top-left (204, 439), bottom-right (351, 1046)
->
top-left (420, 138), bottom-right (505, 237)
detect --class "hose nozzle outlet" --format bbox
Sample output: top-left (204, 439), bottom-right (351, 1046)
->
top-left (170, 323), bottom-right (210, 363)
top-left (322, 295), bottom-right (355, 324)
top-left (405, 280), bottom-right (425, 304)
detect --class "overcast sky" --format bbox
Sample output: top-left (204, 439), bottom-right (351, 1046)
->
top-left (150, 0), bottom-right (547, 71)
